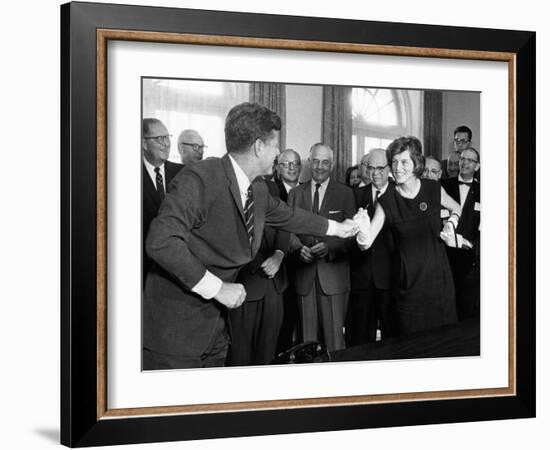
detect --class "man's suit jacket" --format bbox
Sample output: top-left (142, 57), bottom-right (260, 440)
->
top-left (351, 183), bottom-right (395, 290)
top-left (441, 177), bottom-right (480, 244)
top-left (234, 179), bottom-right (289, 300)
top-left (143, 154), bottom-right (329, 357)
top-left (142, 160), bottom-right (183, 283)
top-left (287, 179), bottom-right (356, 296)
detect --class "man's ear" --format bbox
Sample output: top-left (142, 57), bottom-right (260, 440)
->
top-left (253, 138), bottom-right (262, 157)
top-left (141, 138), bottom-right (147, 152)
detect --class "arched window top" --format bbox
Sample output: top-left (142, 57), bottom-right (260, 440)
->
top-left (352, 88), bottom-right (406, 129)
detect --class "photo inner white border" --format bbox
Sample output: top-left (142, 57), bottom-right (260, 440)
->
top-left (107, 40), bottom-right (510, 409)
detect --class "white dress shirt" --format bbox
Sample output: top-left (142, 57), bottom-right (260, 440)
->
top-left (311, 177), bottom-right (330, 209)
top-left (143, 158), bottom-right (166, 194)
top-left (458, 174), bottom-right (474, 207)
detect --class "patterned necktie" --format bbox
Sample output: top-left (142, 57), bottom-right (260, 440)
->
top-left (312, 183), bottom-right (321, 214)
top-left (154, 167), bottom-right (165, 201)
top-left (244, 185), bottom-right (254, 246)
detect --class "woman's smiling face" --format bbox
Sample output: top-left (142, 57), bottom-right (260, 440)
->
top-left (391, 150), bottom-right (416, 185)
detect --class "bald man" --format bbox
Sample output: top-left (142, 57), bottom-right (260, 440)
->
top-left (177, 129), bottom-right (206, 166)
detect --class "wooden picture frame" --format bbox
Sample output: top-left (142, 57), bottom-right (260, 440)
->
top-left (61, 1), bottom-right (535, 446)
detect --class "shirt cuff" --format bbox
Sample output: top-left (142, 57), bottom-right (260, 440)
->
top-left (191, 270), bottom-right (223, 299)
top-left (326, 219), bottom-right (337, 236)
top-left (274, 249), bottom-right (285, 259)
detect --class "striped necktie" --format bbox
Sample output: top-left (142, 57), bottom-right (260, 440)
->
top-left (244, 185), bottom-right (254, 246)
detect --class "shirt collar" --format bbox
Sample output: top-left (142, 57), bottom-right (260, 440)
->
top-left (282, 181), bottom-right (295, 193)
top-left (458, 174), bottom-right (474, 184)
top-left (371, 182), bottom-right (389, 196)
top-left (311, 177), bottom-right (330, 190)
top-left (143, 157), bottom-right (164, 173)
top-left (228, 153), bottom-right (251, 197)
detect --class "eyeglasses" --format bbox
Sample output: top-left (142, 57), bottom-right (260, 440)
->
top-left (454, 138), bottom-right (470, 144)
top-left (459, 156), bottom-right (478, 164)
top-left (180, 142), bottom-right (207, 152)
top-left (144, 134), bottom-right (172, 144)
top-left (364, 164), bottom-right (388, 173)
top-left (279, 161), bottom-right (301, 169)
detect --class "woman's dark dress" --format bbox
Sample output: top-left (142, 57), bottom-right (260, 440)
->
top-left (378, 179), bottom-right (457, 334)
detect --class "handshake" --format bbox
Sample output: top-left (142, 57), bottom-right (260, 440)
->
top-left (326, 208), bottom-right (372, 245)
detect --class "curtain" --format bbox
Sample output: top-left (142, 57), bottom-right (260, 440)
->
top-left (322, 86), bottom-right (353, 183)
top-left (249, 82), bottom-right (286, 150)
top-left (423, 91), bottom-right (443, 159)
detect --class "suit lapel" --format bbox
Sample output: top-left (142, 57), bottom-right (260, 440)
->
top-left (319, 179), bottom-right (334, 215)
top-left (251, 179), bottom-right (267, 255)
top-left (222, 154), bottom-right (246, 224)
top-left (143, 163), bottom-right (161, 205)
top-left (302, 180), bottom-right (313, 212)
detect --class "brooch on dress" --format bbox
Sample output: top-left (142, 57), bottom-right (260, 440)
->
top-left (419, 202), bottom-right (428, 211)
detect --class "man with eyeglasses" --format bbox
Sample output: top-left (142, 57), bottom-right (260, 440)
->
top-left (142, 118), bottom-right (183, 287)
top-left (444, 125), bottom-right (472, 178)
top-left (177, 129), bottom-right (206, 166)
top-left (143, 104), bottom-right (358, 370)
top-left (288, 143), bottom-right (356, 352)
top-left (275, 149), bottom-right (302, 201)
top-left (422, 155), bottom-right (443, 181)
top-left (358, 152), bottom-right (375, 188)
top-left (346, 148), bottom-right (397, 345)
top-left (441, 147), bottom-right (481, 320)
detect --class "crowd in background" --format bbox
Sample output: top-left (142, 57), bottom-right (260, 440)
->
top-left (142, 103), bottom-right (480, 369)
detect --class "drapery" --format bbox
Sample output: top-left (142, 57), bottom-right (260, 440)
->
top-left (423, 91), bottom-right (443, 159)
top-left (322, 86), bottom-right (353, 183)
top-left (249, 82), bottom-right (286, 151)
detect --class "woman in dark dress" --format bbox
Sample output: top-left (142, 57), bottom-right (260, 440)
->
top-left (355, 136), bottom-right (462, 335)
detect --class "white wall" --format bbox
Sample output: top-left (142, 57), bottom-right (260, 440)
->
top-left (2, 1), bottom-right (546, 450)
top-left (442, 91), bottom-right (481, 157)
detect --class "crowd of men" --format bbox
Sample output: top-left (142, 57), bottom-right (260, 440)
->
top-left (142, 105), bottom-right (480, 370)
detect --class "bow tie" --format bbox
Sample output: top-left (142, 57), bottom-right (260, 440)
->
top-left (458, 181), bottom-right (472, 186)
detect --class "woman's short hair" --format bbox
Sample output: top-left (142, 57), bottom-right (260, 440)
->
top-left (386, 136), bottom-right (425, 178)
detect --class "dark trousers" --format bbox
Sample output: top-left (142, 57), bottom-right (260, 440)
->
top-left (142, 319), bottom-right (229, 370)
top-left (226, 283), bottom-right (283, 366)
top-left (345, 284), bottom-right (396, 347)
top-left (276, 286), bottom-right (300, 354)
top-left (447, 248), bottom-right (480, 320)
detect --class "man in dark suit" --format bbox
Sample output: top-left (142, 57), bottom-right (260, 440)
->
top-left (273, 148), bottom-right (302, 353)
top-left (227, 179), bottom-right (290, 366)
top-left (143, 103), bottom-right (358, 370)
top-left (441, 147), bottom-right (481, 320)
top-left (142, 118), bottom-right (183, 287)
top-left (346, 149), bottom-right (397, 345)
top-left (288, 143), bottom-right (356, 352)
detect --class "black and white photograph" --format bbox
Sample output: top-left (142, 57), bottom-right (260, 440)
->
top-left (141, 77), bottom-right (481, 370)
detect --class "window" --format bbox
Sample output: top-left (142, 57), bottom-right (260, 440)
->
top-left (351, 88), bottom-right (418, 164)
top-left (142, 79), bottom-right (249, 163)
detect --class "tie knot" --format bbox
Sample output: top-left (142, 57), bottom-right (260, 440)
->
top-left (154, 167), bottom-right (160, 173)
top-left (315, 183), bottom-right (321, 190)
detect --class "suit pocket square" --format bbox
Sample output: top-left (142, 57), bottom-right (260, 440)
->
top-left (329, 210), bottom-right (342, 214)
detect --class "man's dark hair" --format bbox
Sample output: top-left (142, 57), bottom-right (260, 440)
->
top-left (142, 118), bottom-right (165, 137)
top-left (224, 102), bottom-right (282, 154)
top-left (453, 125), bottom-right (473, 141)
top-left (387, 136), bottom-right (425, 178)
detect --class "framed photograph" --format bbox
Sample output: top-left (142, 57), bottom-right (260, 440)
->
top-left (61, 1), bottom-right (535, 447)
